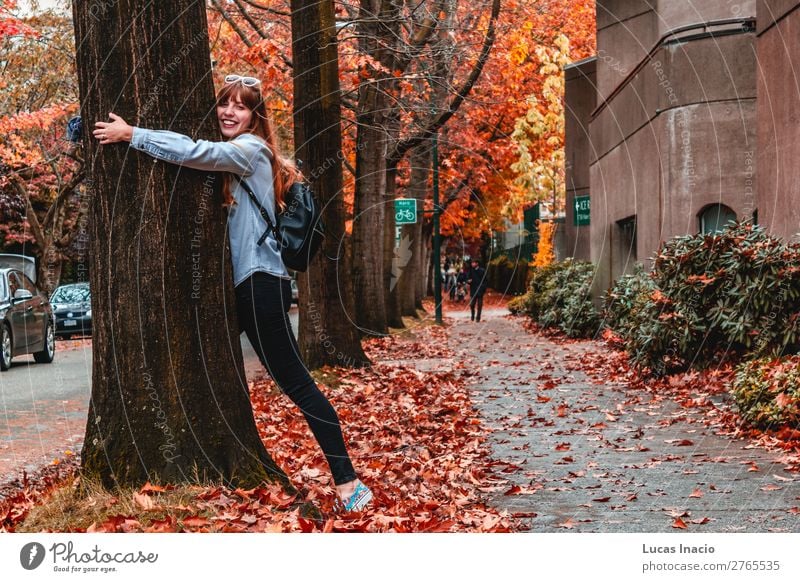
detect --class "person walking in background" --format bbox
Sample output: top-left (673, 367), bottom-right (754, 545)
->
top-left (468, 259), bottom-right (488, 322)
top-left (92, 74), bottom-right (373, 512)
top-left (456, 264), bottom-right (469, 302)
top-left (446, 265), bottom-right (457, 301)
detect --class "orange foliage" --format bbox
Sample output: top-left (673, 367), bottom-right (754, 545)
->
top-left (532, 221), bottom-right (556, 267)
top-left (438, 0), bottom-right (595, 242)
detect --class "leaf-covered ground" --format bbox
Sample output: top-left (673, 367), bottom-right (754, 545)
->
top-left (4, 302), bottom-right (517, 532)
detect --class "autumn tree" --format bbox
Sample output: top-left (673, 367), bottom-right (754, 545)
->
top-left (0, 8), bottom-right (86, 292)
top-left (434, 2), bottom-right (594, 262)
top-left (73, 0), bottom-right (288, 489)
top-left (511, 34), bottom-right (571, 217)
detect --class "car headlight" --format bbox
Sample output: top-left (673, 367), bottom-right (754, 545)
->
top-left (86, 309), bottom-right (91, 317)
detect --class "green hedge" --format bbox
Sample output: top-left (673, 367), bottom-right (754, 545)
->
top-left (510, 259), bottom-right (600, 338)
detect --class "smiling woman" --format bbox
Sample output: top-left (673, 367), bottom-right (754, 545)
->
top-left (92, 75), bottom-right (373, 511)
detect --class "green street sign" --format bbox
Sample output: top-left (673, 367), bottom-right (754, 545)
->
top-left (574, 195), bottom-right (590, 226)
top-left (395, 198), bottom-right (417, 225)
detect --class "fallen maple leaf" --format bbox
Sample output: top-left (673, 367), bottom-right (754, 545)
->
top-left (689, 489), bottom-right (703, 498)
top-left (672, 517), bottom-right (688, 529)
top-left (139, 482), bottom-right (168, 494)
top-left (182, 516), bottom-right (211, 528)
top-left (689, 517), bottom-right (711, 525)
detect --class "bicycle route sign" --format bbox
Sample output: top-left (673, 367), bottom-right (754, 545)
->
top-left (394, 198), bottom-right (417, 225)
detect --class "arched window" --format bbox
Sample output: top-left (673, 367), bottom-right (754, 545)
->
top-left (699, 204), bottom-right (736, 234)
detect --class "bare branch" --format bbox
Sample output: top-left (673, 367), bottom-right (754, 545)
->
top-left (388, 0), bottom-right (500, 166)
top-left (240, 0), bottom-right (291, 17)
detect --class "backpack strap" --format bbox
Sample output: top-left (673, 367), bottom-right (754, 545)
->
top-left (233, 176), bottom-right (280, 247)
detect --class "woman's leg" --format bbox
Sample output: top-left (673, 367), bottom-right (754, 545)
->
top-left (235, 272), bottom-right (358, 486)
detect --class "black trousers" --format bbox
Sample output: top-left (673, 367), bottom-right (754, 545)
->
top-left (470, 291), bottom-right (484, 321)
top-left (235, 271), bottom-right (357, 486)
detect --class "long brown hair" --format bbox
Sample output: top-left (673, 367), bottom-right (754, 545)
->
top-left (216, 80), bottom-right (299, 209)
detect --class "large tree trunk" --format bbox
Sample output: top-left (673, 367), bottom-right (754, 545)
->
top-left (352, 85), bottom-right (388, 336)
top-left (74, 0), bottom-right (288, 490)
top-left (350, 0), bottom-right (406, 337)
top-left (291, 0), bottom-right (369, 368)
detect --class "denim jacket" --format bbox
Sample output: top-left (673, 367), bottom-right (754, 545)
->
top-left (129, 127), bottom-right (289, 285)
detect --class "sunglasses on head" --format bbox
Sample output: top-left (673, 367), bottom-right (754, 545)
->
top-left (224, 74), bottom-right (261, 87)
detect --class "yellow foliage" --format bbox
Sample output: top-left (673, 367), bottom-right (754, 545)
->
top-left (532, 221), bottom-right (556, 267)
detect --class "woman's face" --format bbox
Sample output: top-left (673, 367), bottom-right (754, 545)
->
top-left (216, 95), bottom-right (253, 139)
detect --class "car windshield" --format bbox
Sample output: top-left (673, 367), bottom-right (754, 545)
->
top-left (51, 285), bottom-right (90, 303)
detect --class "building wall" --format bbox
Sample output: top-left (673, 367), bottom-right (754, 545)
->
top-left (564, 57), bottom-right (596, 262)
top-left (757, 1), bottom-right (800, 240)
top-left (596, 1), bottom-right (657, 100)
top-left (589, 9), bottom-right (757, 297)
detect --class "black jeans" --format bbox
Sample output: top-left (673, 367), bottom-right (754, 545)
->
top-left (470, 291), bottom-right (484, 321)
top-left (235, 271), bottom-right (357, 486)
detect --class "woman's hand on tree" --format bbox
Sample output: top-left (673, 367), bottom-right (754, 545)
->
top-left (93, 112), bottom-right (133, 144)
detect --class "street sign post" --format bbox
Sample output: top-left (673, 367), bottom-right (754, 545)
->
top-left (395, 198), bottom-right (417, 225)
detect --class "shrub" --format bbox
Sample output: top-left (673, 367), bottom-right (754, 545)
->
top-left (606, 221), bottom-right (800, 375)
top-left (733, 356), bottom-right (800, 430)
top-left (603, 266), bottom-right (652, 331)
top-left (523, 259), bottom-right (600, 338)
top-left (507, 293), bottom-right (532, 315)
top-left (652, 221), bottom-right (800, 357)
top-left (604, 267), bottom-right (701, 374)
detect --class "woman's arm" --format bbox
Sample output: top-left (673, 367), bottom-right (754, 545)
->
top-left (93, 113), bottom-right (270, 176)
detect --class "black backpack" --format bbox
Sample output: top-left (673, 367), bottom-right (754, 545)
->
top-left (235, 177), bottom-right (325, 272)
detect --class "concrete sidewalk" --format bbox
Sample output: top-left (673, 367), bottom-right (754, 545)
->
top-left (446, 307), bottom-right (800, 532)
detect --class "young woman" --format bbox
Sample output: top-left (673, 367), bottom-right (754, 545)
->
top-left (93, 74), bottom-right (373, 512)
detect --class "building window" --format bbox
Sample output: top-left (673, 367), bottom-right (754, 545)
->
top-left (617, 215), bottom-right (637, 259)
top-left (699, 204), bottom-right (736, 234)
top-left (615, 215), bottom-right (637, 276)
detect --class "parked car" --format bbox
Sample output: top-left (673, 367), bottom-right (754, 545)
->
top-left (0, 254), bottom-right (55, 371)
top-left (50, 282), bottom-right (92, 339)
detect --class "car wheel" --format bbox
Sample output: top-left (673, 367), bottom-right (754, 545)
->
top-left (33, 321), bottom-right (55, 364)
top-left (1, 324), bottom-right (11, 371)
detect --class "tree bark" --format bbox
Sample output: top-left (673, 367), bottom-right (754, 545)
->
top-left (290, 0), bottom-right (370, 368)
top-left (352, 81), bottom-right (388, 336)
top-left (73, 0), bottom-right (289, 490)
top-left (383, 162), bottom-right (405, 328)
top-left (400, 142), bottom-right (431, 317)
top-left (350, 0), bottom-right (406, 337)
